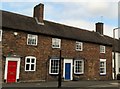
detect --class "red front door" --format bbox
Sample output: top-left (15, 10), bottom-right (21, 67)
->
top-left (7, 61), bottom-right (17, 83)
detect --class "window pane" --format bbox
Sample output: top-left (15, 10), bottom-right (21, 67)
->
top-left (25, 57), bottom-right (36, 71)
top-left (28, 39), bottom-right (34, 45)
top-left (26, 64), bottom-right (30, 70)
top-left (74, 60), bottom-right (83, 74)
top-left (100, 68), bottom-right (104, 73)
top-left (50, 59), bottom-right (59, 74)
top-left (52, 38), bottom-right (60, 48)
top-left (76, 42), bottom-right (82, 51)
top-left (31, 59), bottom-right (35, 63)
top-left (100, 46), bottom-right (105, 53)
top-left (31, 64), bottom-right (35, 70)
top-left (100, 60), bottom-right (106, 75)
top-left (27, 58), bottom-right (30, 63)
top-left (27, 34), bottom-right (37, 45)
top-left (28, 39), bottom-right (31, 44)
top-left (100, 62), bottom-right (104, 67)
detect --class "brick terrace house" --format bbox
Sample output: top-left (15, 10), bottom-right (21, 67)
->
top-left (1, 3), bottom-right (115, 83)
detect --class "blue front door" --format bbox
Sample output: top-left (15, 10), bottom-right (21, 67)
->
top-left (65, 63), bottom-right (71, 80)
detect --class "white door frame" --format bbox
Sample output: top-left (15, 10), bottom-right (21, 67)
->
top-left (63, 59), bottom-right (73, 80)
top-left (112, 52), bottom-right (119, 79)
top-left (4, 57), bottom-right (21, 82)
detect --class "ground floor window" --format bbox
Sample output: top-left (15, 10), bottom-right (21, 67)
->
top-left (100, 59), bottom-right (106, 75)
top-left (49, 59), bottom-right (59, 74)
top-left (25, 56), bottom-right (36, 71)
top-left (74, 60), bottom-right (84, 74)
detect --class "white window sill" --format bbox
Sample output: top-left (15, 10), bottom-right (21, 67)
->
top-left (100, 73), bottom-right (106, 75)
top-left (52, 47), bottom-right (61, 49)
top-left (49, 73), bottom-right (59, 75)
top-left (25, 70), bottom-right (36, 72)
top-left (27, 44), bottom-right (37, 46)
top-left (74, 72), bottom-right (84, 74)
top-left (76, 49), bottom-right (83, 51)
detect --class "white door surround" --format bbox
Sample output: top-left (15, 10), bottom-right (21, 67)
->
top-left (63, 59), bottom-right (73, 80)
top-left (4, 57), bottom-right (21, 82)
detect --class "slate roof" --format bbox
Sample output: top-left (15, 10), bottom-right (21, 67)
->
top-left (1, 10), bottom-right (119, 49)
top-left (104, 35), bottom-right (120, 52)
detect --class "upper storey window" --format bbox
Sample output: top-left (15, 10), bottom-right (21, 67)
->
top-left (27, 34), bottom-right (38, 46)
top-left (76, 41), bottom-right (83, 51)
top-left (100, 45), bottom-right (105, 53)
top-left (52, 38), bottom-right (61, 48)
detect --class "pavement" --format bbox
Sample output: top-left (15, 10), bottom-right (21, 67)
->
top-left (2, 80), bottom-right (120, 89)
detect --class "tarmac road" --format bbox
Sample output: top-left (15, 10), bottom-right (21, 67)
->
top-left (2, 80), bottom-right (120, 89)
top-left (1, 87), bottom-right (120, 89)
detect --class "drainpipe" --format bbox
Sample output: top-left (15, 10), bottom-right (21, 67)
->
top-left (58, 50), bottom-right (62, 88)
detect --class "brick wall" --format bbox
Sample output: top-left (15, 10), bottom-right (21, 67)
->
top-left (2, 28), bottom-right (112, 82)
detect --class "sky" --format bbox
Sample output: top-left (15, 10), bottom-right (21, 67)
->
top-left (1, 0), bottom-right (120, 39)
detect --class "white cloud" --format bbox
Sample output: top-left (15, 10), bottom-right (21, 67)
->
top-left (44, 2), bottom-right (118, 23)
top-left (1, 0), bottom-right (119, 2)
top-left (66, 2), bottom-right (117, 19)
top-left (86, 2), bottom-right (118, 19)
top-left (1, 0), bottom-right (43, 2)
top-left (1, 1), bottom-right (119, 38)
top-left (1, 2), bottom-right (38, 17)
top-left (104, 25), bottom-right (116, 38)
top-left (59, 19), bottom-right (94, 31)
top-left (44, 2), bottom-right (118, 38)
top-left (45, 0), bottom-right (119, 2)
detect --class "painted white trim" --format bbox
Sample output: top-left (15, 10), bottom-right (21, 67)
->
top-left (25, 56), bottom-right (36, 71)
top-left (0, 30), bottom-right (2, 41)
top-left (112, 52), bottom-right (120, 79)
top-left (100, 59), bottom-right (106, 62)
top-left (4, 57), bottom-right (21, 82)
top-left (52, 38), bottom-right (61, 48)
top-left (74, 60), bottom-right (84, 74)
top-left (35, 17), bottom-right (44, 25)
top-left (27, 34), bottom-right (38, 46)
top-left (100, 59), bottom-right (106, 75)
top-left (63, 59), bottom-right (73, 80)
top-left (49, 59), bottom-right (59, 75)
top-left (76, 41), bottom-right (83, 51)
top-left (100, 45), bottom-right (105, 53)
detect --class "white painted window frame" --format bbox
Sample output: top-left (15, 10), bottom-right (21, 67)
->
top-left (49, 59), bottom-right (59, 75)
top-left (0, 30), bottom-right (2, 41)
top-left (52, 38), bottom-right (61, 48)
top-left (74, 60), bottom-right (84, 74)
top-left (100, 45), bottom-right (105, 53)
top-left (100, 59), bottom-right (106, 75)
top-left (25, 56), bottom-right (36, 71)
top-left (76, 41), bottom-right (83, 51)
top-left (27, 34), bottom-right (38, 46)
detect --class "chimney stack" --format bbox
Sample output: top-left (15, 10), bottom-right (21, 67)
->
top-left (95, 22), bottom-right (104, 35)
top-left (33, 3), bottom-right (44, 24)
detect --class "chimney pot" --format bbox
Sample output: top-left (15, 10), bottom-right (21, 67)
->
top-left (33, 3), bottom-right (44, 24)
top-left (95, 22), bottom-right (104, 35)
